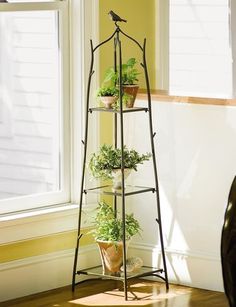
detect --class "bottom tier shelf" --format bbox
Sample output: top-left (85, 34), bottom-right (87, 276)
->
top-left (77, 265), bottom-right (165, 282)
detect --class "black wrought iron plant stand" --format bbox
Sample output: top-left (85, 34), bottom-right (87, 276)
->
top-left (72, 19), bottom-right (169, 301)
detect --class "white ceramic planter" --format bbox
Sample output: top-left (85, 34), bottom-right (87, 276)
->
top-left (111, 168), bottom-right (131, 189)
top-left (100, 96), bottom-right (117, 109)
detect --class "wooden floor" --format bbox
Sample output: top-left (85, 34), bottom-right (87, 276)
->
top-left (1, 279), bottom-right (228, 307)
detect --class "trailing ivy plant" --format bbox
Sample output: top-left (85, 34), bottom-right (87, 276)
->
top-left (90, 201), bottom-right (142, 242)
top-left (88, 144), bottom-right (151, 180)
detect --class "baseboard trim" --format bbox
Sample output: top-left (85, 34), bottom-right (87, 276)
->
top-left (0, 244), bottom-right (100, 302)
top-left (129, 242), bottom-right (224, 292)
top-left (130, 242), bottom-right (220, 261)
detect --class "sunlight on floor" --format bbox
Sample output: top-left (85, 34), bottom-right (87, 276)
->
top-left (69, 282), bottom-right (193, 306)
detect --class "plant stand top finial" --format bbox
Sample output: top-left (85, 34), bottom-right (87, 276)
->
top-left (108, 10), bottom-right (127, 29)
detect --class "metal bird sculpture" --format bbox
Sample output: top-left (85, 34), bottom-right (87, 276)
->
top-left (108, 10), bottom-right (127, 23)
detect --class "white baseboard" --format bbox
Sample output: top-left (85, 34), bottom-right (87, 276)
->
top-left (0, 242), bottom-right (225, 302)
top-left (0, 244), bottom-right (100, 303)
top-left (129, 243), bottom-right (224, 292)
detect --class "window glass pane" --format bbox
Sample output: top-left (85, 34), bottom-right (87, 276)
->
top-left (0, 10), bottom-right (61, 200)
top-left (169, 0), bottom-right (232, 98)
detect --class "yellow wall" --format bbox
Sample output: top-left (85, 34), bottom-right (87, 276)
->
top-left (0, 229), bottom-right (93, 264)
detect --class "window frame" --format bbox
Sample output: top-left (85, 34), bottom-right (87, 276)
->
top-left (0, 1), bottom-right (71, 214)
top-left (0, 0), bottom-right (100, 246)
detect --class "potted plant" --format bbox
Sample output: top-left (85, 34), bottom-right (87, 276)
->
top-left (90, 201), bottom-right (142, 273)
top-left (88, 144), bottom-right (151, 189)
top-left (96, 86), bottom-right (119, 109)
top-left (103, 57), bottom-right (140, 108)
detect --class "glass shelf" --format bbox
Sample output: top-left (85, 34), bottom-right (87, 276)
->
top-left (84, 185), bottom-right (155, 196)
top-left (89, 107), bottom-right (148, 114)
top-left (77, 265), bottom-right (164, 281)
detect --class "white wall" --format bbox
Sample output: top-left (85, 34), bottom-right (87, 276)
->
top-left (124, 98), bottom-right (236, 291)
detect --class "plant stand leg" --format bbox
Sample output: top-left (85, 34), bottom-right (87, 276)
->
top-left (142, 38), bottom-right (169, 290)
top-left (72, 40), bottom-right (94, 291)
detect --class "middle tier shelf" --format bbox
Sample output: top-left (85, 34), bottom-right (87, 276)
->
top-left (89, 107), bottom-right (148, 114)
top-left (84, 185), bottom-right (155, 196)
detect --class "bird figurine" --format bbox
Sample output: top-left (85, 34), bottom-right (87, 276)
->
top-left (108, 10), bottom-right (127, 23)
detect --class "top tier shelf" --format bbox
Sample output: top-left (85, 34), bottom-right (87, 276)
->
top-left (89, 107), bottom-right (149, 114)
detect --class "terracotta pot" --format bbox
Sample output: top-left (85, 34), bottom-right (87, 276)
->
top-left (111, 168), bottom-right (131, 189)
top-left (99, 96), bottom-right (117, 109)
top-left (122, 85), bottom-right (139, 108)
top-left (96, 240), bottom-right (130, 273)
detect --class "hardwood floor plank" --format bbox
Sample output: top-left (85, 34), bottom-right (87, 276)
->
top-left (1, 279), bottom-right (228, 307)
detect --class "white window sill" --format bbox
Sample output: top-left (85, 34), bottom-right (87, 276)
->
top-left (0, 203), bottom-right (96, 244)
top-left (0, 203), bottom-right (79, 224)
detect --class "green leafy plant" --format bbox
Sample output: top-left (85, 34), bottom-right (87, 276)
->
top-left (103, 68), bottom-right (118, 86)
top-left (88, 144), bottom-right (151, 180)
top-left (96, 86), bottom-right (119, 97)
top-left (90, 201), bottom-right (142, 241)
top-left (121, 58), bottom-right (140, 85)
top-left (103, 58), bottom-right (140, 86)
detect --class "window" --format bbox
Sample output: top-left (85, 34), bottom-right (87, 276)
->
top-left (168, 0), bottom-right (232, 98)
top-left (0, 1), bottom-right (70, 214)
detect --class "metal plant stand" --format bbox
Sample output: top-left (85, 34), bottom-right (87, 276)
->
top-left (72, 19), bottom-right (169, 301)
